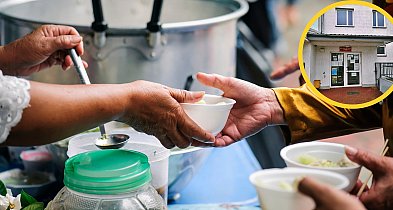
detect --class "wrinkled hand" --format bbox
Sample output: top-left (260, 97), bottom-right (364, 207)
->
top-left (1, 24), bottom-right (87, 76)
top-left (196, 72), bottom-right (284, 147)
top-left (298, 177), bottom-right (366, 210)
top-left (270, 57), bottom-right (300, 80)
top-left (119, 80), bottom-right (215, 149)
top-left (345, 146), bottom-right (393, 210)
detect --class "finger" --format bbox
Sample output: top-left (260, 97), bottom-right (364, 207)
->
top-left (63, 56), bottom-right (73, 70)
top-left (82, 60), bottom-right (89, 68)
top-left (196, 72), bottom-right (232, 92)
top-left (167, 88), bottom-right (214, 142)
top-left (50, 35), bottom-right (83, 52)
top-left (213, 135), bottom-right (237, 147)
top-left (191, 139), bottom-right (214, 147)
top-left (167, 87), bottom-right (204, 103)
top-left (345, 146), bottom-right (386, 174)
top-left (75, 38), bottom-right (84, 56)
top-left (158, 135), bottom-right (175, 149)
top-left (166, 128), bottom-right (192, 149)
top-left (270, 58), bottom-right (300, 80)
top-left (63, 55), bottom-right (88, 71)
top-left (49, 25), bottom-right (84, 55)
top-left (350, 180), bottom-right (366, 195)
top-left (298, 177), bottom-right (342, 206)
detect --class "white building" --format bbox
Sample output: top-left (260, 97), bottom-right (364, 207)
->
top-left (303, 5), bottom-right (393, 90)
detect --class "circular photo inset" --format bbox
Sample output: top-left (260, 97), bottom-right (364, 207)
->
top-left (299, 0), bottom-right (393, 108)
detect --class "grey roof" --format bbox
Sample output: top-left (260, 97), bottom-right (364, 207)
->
top-left (307, 33), bottom-right (393, 41)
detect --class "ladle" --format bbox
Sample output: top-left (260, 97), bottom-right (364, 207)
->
top-left (68, 48), bottom-right (129, 149)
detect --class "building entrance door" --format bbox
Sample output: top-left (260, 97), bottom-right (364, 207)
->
top-left (331, 53), bottom-right (361, 87)
top-left (331, 53), bottom-right (344, 86)
top-left (346, 53), bottom-right (361, 86)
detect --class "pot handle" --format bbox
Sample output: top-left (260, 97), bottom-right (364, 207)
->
top-left (147, 0), bottom-right (163, 33)
top-left (146, 0), bottom-right (163, 48)
top-left (91, 0), bottom-right (108, 33)
top-left (184, 75), bottom-right (195, 91)
top-left (91, 0), bottom-right (108, 48)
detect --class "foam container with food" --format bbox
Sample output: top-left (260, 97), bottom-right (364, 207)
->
top-left (280, 142), bottom-right (361, 191)
top-left (180, 94), bottom-right (236, 135)
top-left (249, 168), bottom-right (349, 210)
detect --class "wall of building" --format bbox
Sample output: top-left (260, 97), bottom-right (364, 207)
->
top-left (303, 41), bottom-right (318, 86)
top-left (322, 5), bottom-right (393, 35)
top-left (309, 45), bottom-right (377, 88)
top-left (376, 42), bottom-right (393, 63)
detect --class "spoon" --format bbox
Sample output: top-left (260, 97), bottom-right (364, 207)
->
top-left (68, 48), bottom-right (129, 149)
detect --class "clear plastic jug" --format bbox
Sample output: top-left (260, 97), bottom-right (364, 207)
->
top-left (46, 150), bottom-right (166, 210)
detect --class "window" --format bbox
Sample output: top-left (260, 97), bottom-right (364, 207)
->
top-left (377, 46), bottom-right (386, 56)
top-left (336, 8), bottom-right (354, 26)
top-left (373, 10), bottom-right (385, 27)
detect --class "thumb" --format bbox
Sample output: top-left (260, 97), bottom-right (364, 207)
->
top-left (345, 146), bottom-right (384, 174)
top-left (50, 35), bottom-right (82, 52)
top-left (298, 177), bottom-right (337, 205)
top-left (169, 88), bottom-right (205, 103)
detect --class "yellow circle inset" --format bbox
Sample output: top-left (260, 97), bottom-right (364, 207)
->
top-left (298, 0), bottom-right (393, 109)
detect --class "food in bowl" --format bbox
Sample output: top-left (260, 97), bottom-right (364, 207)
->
top-left (181, 94), bottom-right (236, 135)
top-left (278, 177), bottom-right (302, 192)
top-left (250, 168), bottom-right (349, 210)
top-left (280, 142), bottom-right (361, 192)
top-left (298, 154), bottom-right (355, 168)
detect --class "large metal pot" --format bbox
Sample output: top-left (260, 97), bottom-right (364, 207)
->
top-left (0, 0), bottom-right (248, 92)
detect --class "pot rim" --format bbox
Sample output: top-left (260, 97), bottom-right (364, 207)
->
top-left (0, 0), bottom-right (249, 34)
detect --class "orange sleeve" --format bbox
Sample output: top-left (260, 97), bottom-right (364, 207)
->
top-left (272, 85), bottom-right (382, 144)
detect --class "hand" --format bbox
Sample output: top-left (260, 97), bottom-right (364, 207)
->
top-left (196, 72), bottom-right (285, 147)
top-left (0, 24), bottom-right (87, 76)
top-left (345, 146), bottom-right (393, 210)
top-left (119, 80), bottom-right (215, 149)
top-left (298, 177), bottom-right (366, 210)
top-left (270, 57), bottom-right (300, 80)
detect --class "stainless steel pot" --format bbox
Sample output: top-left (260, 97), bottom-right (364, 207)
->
top-left (0, 0), bottom-right (248, 92)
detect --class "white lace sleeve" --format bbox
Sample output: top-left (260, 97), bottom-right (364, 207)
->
top-left (0, 71), bottom-right (30, 144)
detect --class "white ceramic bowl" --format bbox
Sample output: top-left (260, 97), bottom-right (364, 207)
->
top-left (249, 168), bottom-right (349, 210)
top-left (180, 94), bottom-right (236, 135)
top-left (280, 142), bottom-right (361, 191)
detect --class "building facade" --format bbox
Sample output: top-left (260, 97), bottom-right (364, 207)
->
top-left (303, 5), bottom-right (393, 89)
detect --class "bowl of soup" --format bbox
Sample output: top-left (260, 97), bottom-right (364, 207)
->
top-left (180, 94), bottom-right (236, 135)
top-left (249, 168), bottom-right (349, 210)
top-left (280, 142), bottom-right (361, 191)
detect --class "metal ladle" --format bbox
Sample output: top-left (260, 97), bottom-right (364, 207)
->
top-left (68, 49), bottom-right (129, 149)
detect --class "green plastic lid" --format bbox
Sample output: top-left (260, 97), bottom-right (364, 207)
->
top-left (64, 149), bottom-right (152, 195)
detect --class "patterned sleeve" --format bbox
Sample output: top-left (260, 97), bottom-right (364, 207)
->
top-left (0, 71), bottom-right (30, 143)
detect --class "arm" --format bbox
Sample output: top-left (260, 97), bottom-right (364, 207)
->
top-left (197, 73), bottom-right (381, 146)
top-left (273, 85), bottom-right (382, 144)
top-left (4, 81), bottom-right (214, 148)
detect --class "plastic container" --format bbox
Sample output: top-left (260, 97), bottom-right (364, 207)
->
top-left (20, 150), bottom-right (53, 174)
top-left (67, 129), bottom-right (170, 200)
top-left (47, 150), bottom-right (166, 210)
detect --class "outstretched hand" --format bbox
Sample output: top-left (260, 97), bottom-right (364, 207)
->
top-left (196, 72), bottom-right (285, 147)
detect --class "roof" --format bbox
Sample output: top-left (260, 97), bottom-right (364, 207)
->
top-left (307, 33), bottom-right (393, 42)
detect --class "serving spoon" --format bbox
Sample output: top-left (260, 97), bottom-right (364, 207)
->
top-left (68, 49), bottom-right (129, 149)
